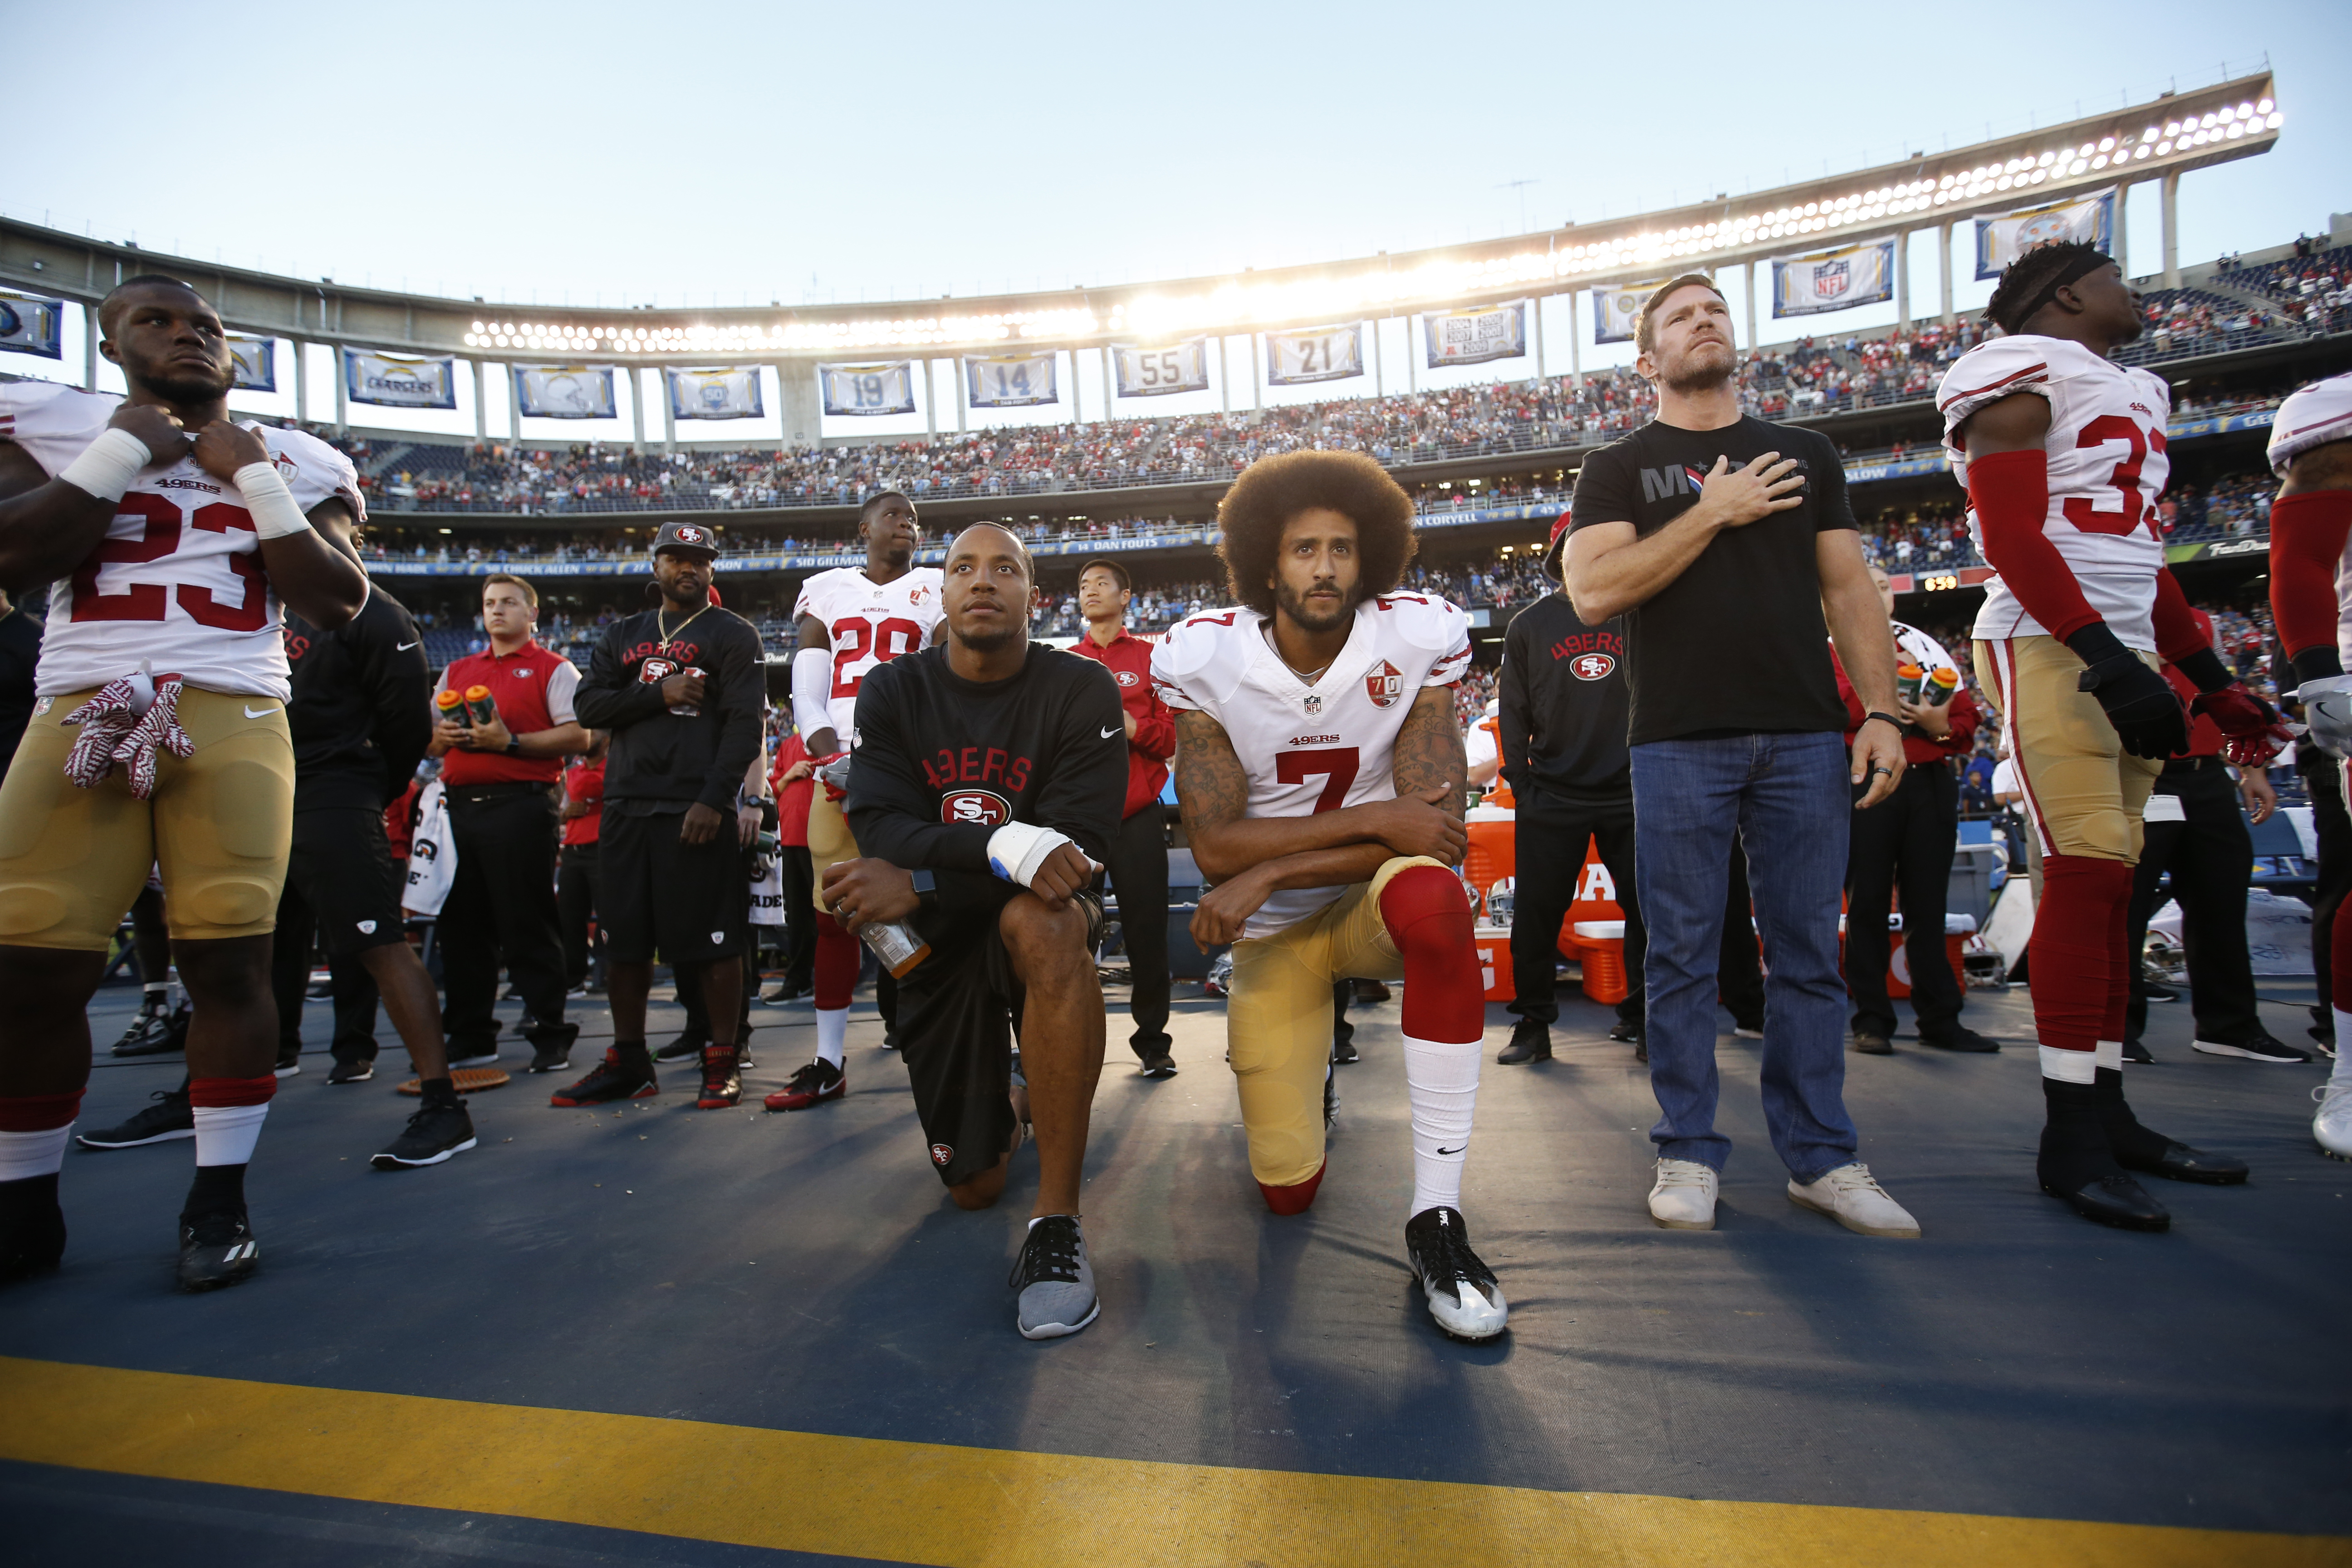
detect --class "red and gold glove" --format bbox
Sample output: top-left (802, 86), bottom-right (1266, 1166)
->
top-left (2189, 686), bottom-right (2293, 769)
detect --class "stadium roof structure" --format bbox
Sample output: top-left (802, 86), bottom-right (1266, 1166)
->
top-left (0, 69), bottom-right (2280, 368)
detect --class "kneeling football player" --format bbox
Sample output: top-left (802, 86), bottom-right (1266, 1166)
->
top-left (1154, 451), bottom-right (1506, 1341)
top-left (825, 524), bottom-right (1126, 1339)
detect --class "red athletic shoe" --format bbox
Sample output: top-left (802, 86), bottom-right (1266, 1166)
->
top-left (549, 1049), bottom-right (658, 1107)
top-left (763, 1058), bottom-right (843, 1112)
top-left (696, 1047), bottom-right (742, 1109)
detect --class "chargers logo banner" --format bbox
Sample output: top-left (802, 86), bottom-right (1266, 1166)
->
top-left (668, 366), bottom-right (764, 421)
top-left (0, 291), bottom-right (65, 360)
top-left (1112, 338), bottom-right (1209, 398)
top-left (1592, 280), bottom-right (1667, 346)
top-left (819, 362), bottom-right (915, 417)
top-left (1265, 324), bottom-right (1362, 386)
top-left (1771, 240), bottom-right (1895, 318)
top-left (1424, 301), bottom-right (1527, 368)
top-left (965, 352), bottom-right (1058, 409)
top-left (514, 363), bottom-right (617, 420)
top-left (344, 349), bottom-right (457, 409)
top-left (1975, 188), bottom-right (2114, 280)
top-left (225, 333), bottom-right (276, 392)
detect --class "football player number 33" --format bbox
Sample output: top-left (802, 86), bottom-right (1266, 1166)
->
top-left (2068, 415), bottom-right (2168, 537)
top-left (74, 495), bottom-right (268, 631)
top-left (830, 615), bottom-right (924, 697)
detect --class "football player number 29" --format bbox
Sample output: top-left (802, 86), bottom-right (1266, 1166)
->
top-left (71, 494), bottom-right (267, 631)
top-left (2063, 415), bottom-right (2169, 538)
top-left (829, 616), bottom-right (924, 697)
top-left (1277, 746), bottom-right (1360, 813)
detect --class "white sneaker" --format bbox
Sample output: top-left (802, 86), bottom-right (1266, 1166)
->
top-left (2315, 1084), bottom-right (2352, 1161)
top-left (1648, 1159), bottom-right (1718, 1230)
top-left (1788, 1162), bottom-right (1920, 1238)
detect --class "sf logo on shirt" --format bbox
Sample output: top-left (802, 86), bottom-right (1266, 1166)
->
top-left (941, 789), bottom-right (1011, 826)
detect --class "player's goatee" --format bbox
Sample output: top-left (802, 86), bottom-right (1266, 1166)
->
top-left (1662, 343), bottom-right (1736, 397)
top-left (142, 366), bottom-right (235, 404)
top-left (1275, 581), bottom-right (1354, 633)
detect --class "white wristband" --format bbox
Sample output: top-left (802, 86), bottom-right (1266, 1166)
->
top-left (233, 461), bottom-right (311, 540)
top-left (58, 426), bottom-right (154, 505)
top-left (986, 821), bottom-right (1092, 890)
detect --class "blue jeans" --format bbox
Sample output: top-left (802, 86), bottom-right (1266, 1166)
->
top-left (1629, 731), bottom-right (1859, 1181)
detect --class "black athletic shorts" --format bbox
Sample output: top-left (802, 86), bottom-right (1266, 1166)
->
top-left (896, 890), bottom-right (1100, 1189)
top-left (598, 807), bottom-right (749, 965)
top-left (287, 806), bottom-right (406, 956)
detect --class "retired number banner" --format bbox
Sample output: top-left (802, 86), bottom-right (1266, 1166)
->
top-left (0, 290), bottom-right (65, 360)
top-left (964, 352), bottom-right (1059, 409)
top-left (1771, 240), bottom-right (1895, 318)
top-left (668, 366), bottom-right (765, 421)
top-left (1265, 323), bottom-right (1362, 386)
top-left (1592, 279), bottom-right (1667, 346)
top-left (1112, 338), bottom-right (1210, 397)
top-left (1424, 301), bottom-right (1527, 368)
top-left (514, 363), bottom-right (617, 419)
top-left (344, 349), bottom-right (457, 409)
top-left (819, 362), bottom-right (916, 417)
top-left (225, 333), bottom-right (276, 392)
top-left (1975, 188), bottom-right (2114, 280)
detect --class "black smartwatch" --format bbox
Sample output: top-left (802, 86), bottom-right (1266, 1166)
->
top-left (502, 737), bottom-right (524, 755)
top-left (908, 868), bottom-right (937, 911)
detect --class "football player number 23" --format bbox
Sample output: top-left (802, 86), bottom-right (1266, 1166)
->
top-left (71, 494), bottom-right (268, 631)
top-left (2063, 415), bottom-right (2168, 537)
top-left (829, 616), bottom-right (925, 697)
top-left (1276, 746), bottom-right (1360, 813)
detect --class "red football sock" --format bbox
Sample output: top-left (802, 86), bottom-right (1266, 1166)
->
top-left (813, 918), bottom-right (860, 1012)
top-left (0, 1091), bottom-right (84, 1133)
top-left (1377, 866), bottom-right (1482, 1044)
top-left (1258, 1159), bottom-right (1326, 1216)
top-left (2031, 855), bottom-right (2131, 1060)
top-left (2103, 870), bottom-right (2132, 1047)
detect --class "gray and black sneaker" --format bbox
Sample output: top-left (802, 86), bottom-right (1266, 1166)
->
top-left (326, 1054), bottom-right (377, 1085)
top-left (372, 1102), bottom-right (477, 1169)
top-left (652, 1029), bottom-right (707, 1065)
top-left (110, 996), bottom-right (180, 1058)
top-left (76, 1086), bottom-right (194, 1149)
top-left (1010, 1214), bottom-right (1098, 1340)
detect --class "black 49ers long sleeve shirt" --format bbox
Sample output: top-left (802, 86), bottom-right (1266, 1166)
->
top-left (847, 641), bottom-right (1127, 933)
top-left (1497, 592), bottom-right (1633, 806)
top-left (575, 605), bottom-right (764, 813)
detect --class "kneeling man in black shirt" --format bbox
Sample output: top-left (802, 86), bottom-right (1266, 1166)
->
top-left (828, 523), bottom-right (1127, 1339)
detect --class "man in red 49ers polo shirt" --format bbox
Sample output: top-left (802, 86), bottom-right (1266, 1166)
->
top-left (1068, 558), bottom-right (1179, 1077)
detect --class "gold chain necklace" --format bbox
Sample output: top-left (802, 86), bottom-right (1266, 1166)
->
top-left (656, 601), bottom-right (710, 647)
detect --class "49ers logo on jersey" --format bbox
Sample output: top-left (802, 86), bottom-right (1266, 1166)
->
top-left (639, 656), bottom-right (677, 685)
top-left (1572, 653), bottom-right (1616, 681)
top-left (1365, 660), bottom-right (1404, 709)
top-left (941, 788), bottom-right (1011, 826)
top-left (1114, 669), bottom-right (1139, 687)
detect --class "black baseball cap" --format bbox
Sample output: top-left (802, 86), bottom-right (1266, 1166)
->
top-left (652, 521), bottom-right (720, 558)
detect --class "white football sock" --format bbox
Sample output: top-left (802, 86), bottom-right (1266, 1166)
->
top-left (2094, 1040), bottom-right (2122, 1072)
top-left (2333, 1010), bottom-right (2352, 1091)
top-left (0, 1125), bottom-right (73, 1183)
top-left (1402, 1032), bottom-right (1480, 1217)
top-left (2038, 1045), bottom-right (2097, 1083)
top-left (815, 1007), bottom-right (848, 1070)
top-left (193, 1102), bottom-right (269, 1167)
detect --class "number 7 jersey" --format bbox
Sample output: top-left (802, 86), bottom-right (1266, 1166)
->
top-left (792, 564), bottom-right (945, 741)
top-left (1, 381), bottom-right (365, 700)
top-left (1151, 592), bottom-right (1470, 938)
top-left (1938, 334), bottom-right (2172, 648)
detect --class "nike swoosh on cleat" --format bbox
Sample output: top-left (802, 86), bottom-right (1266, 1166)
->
top-left (395, 640), bottom-right (421, 651)
top-left (244, 705), bottom-right (278, 718)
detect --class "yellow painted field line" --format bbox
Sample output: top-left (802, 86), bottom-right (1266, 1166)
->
top-left (0, 1357), bottom-right (2339, 1567)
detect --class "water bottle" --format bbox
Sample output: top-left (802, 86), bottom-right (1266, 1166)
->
top-left (858, 916), bottom-right (930, 977)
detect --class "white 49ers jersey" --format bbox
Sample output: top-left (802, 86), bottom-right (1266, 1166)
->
top-left (1, 382), bottom-right (364, 701)
top-left (1152, 591), bottom-right (1471, 938)
top-left (792, 565), bottom-right (944, 740)
top-left (2269, 370), bottom-right (2352, 664)
top-left (1939, 335), bottom-right (2171, 649)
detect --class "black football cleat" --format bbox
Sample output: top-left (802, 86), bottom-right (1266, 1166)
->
top-left (696, 1047), bottom-right (742, 1109)
top-left (763, 1058), bottom-right (843, 1112)
top-left (2040, 1170), bottom-right (2171, 1231)
top-left (549, 1050), bottom-right (658, 1107)
top-left (110, 996), bottom-right (181, 1058)
top-left (653, 1029), bottom-right (707, 1065)
top-left (177, 1209), bottom-right (261, 1291)
top-left (1405, 1206), bottom-right (1508, 1340)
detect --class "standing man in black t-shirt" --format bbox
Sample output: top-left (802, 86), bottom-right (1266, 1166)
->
top-left (824, 523), bottom-right (1126, 1340)
top-left (562, 522), bottom-right (765, 1112)
top-left (1566, 273), bottom-right (1918, 1240)
top-left (1494, 511), bottom-right (1645, 1065)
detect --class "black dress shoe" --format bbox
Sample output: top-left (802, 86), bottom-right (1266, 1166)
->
top-left (2119, 1038), bottom-right (2155, 1064)
top-left (1920, 1026), bottom-right (1999, 1054)
top-left (1851, 1032), bottom-right (1893, 1056)
top-left (2116, 1138), bottom-right (2249, 1186)
top-left (2041, 1171), bottom-right (2171, 1231)
top-left (1497, 1022), bottom-right (1551, 1065)
top-left (1607, 1019), bottom-right (1643, 1045)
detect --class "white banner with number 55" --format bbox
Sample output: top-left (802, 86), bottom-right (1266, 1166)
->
top-left (1265, 323), bottom-right (1362, 386)
top-left (818, 362), bottom-right (917, 417)
top-left (1112, 339), bottom-right (1210, 398)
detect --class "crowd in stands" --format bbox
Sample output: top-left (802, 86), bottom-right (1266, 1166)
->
top-left (2215, 238), bottom-right (2352, 332)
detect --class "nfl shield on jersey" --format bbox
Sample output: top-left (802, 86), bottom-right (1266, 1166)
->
top-left (792, 566), bottom-right (945, 739)
top-left (1151, 592), bottom-right (1471, 939)
top-left (1, 382), bottom-right (365, 701)
top-left (1937, 335), bottom-right (2172, 649)
top-left (2268, 371), bottom-right (2352, 665)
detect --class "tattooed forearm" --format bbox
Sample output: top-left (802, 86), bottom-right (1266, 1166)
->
top-left (1173, 709), bottom-right (1247, 838)
top-left (1173, 706), bottom-right (1390, 881)
top-left (1392, 687), bottom-right (1468, 821)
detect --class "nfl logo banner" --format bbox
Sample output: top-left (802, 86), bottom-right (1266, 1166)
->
top-left (344, 349), bottom-right (457, 409)
top-left (1770, 240), bottom-right (1896, 318)
top-left (818, 362), bottom-right (916, 417)
top-left (1112, 338), bottom-right (1210, 398)
top-left (1974, 188), bottom-right (2115, 280)
top-left (1424, 301), bottom-right (1527, 368)
top-left (514, 363), bottom-right (617, 420)
top-left (225, 333), bottom-right (276, 392)
top-left (965, 352), bottom-right (1059, 409)
top-left (1265, 323), bottom-right (1362, 387)
top-left (668, 366), bottom-right (765, 421)
top-left (0, 290), bottom-right (65, 360)
top-left (1592, 280), bottom-right (1668, 346)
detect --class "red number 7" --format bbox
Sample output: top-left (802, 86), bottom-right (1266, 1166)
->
top-left (1276, 747), bottom-right (1360, 813)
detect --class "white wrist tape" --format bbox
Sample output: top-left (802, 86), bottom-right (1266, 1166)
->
top-left (234, 461), bottom-right (311, 540)
top-left (987, 821), bottom-right (1089, 889)
top-left (791, 647), bottom-right (834, 740)
top-left (58, 426), bottom-right (154, 504)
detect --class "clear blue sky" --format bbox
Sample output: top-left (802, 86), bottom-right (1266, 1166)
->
top-left (5, 0), bottom-right (2344, 309)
